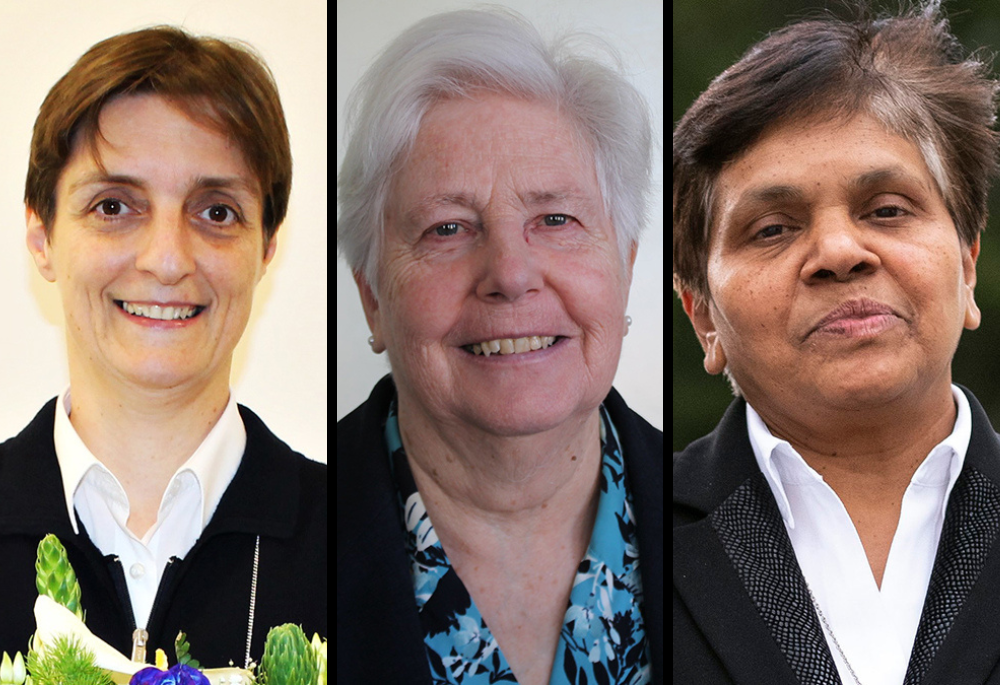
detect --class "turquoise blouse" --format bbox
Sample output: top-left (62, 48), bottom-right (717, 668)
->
top-left (385, 399), bottom-right (651, 684)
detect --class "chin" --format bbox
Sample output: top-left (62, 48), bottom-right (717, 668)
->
top-left (465, 408), bottom-right (575, 437)
top-left (119, 359), bottom-right (210, 390)
top-left (458, 388), bottom-right (586, 437)
top-left (816, 369), bottom-right (918, 410)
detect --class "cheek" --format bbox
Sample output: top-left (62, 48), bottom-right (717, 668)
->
top-left (711, 263), bottom-right (786, 346)
top-left (382, 262), bottom-right (463, 345)
top-left (890, 241), bottom-right (965, 328)
top-left (202, 244), bottom-right (261, 288)
top-left (57, 245), bottom-right (125, 300)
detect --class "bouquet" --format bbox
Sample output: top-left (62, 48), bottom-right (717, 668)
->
top-left (1, 535), bottom-right (327, 685)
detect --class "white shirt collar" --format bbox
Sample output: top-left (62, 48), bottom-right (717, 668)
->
top-left (746, 384), bottom-right (971, 529)
top-left (53, 386), bottom-right (248, 536)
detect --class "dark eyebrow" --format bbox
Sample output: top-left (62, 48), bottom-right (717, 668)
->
top-left (736, 184), bottom-right (806, 210)
top-left (67, 171), bottom-right (258, 198)
top-left (847, 166), bottom-right (930, 195)
top-left (730, 166), bottom-right (931, 220)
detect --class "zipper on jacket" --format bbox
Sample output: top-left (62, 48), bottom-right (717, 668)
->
top-left (146, 556), bottom-right (181, 629)
top-left (106, 555), bottom-right (137, 632)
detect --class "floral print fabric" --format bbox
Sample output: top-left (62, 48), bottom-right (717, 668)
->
top-left (385, 400), bottom-right (651, 684)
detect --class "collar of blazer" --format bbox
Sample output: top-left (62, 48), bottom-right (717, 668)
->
top-left (674, 384), bottom-right (1000, 684)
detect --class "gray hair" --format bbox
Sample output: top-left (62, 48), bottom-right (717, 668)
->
top-left (337, 7), bottom-right (655, 299)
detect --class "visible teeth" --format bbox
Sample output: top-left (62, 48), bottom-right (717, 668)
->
top-left (470, 336), bottom-right (558, 356)
top-left (120, 301), bottom-right (201, 321)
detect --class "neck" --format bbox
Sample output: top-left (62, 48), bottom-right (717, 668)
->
top-left (752, 380), bottom-right (958, 503)
top-left (396, 397), bottom-right (602, 558)
top-left (67, 363), bottom-right (231, 518)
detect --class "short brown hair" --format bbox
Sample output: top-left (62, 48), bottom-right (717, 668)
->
top-left (673, 2), bottom-right (1000, 305)
top-left (25, 25), bottom-right (292, 249)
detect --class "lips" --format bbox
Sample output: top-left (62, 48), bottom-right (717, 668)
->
top-left (114, 299), bottom-right (208, 324)
top-left (460, 332), bottom-right (566, 347)
top-left (810, 298), bottom-right (901, 337)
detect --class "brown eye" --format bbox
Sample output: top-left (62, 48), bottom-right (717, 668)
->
top-left (199, 204), bottom-right (240, 225)
top-left (100, 199), bottom-right (123, 215)
top-left (755, 224), bottom-right (787, 240)
top-left (872, 206), bottom-right (906, 219)
top-left (543, 214), bottom-right (570, 226)
top-left (92, 197), bottom-right (135, 221)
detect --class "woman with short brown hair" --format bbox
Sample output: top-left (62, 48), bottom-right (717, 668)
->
top-left (1, 25), bottom-right (325, 667)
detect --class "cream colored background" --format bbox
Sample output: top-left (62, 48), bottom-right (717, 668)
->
top-left (336, 0), bottom-right (664, 430)
top-left (0, 0), bottom-right (328, 463)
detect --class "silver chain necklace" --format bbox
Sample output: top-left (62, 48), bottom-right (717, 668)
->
top-left (130, 535), bottom-right (260, 679)
top-left (806, 585), bottom-right (863, 685)
top-left (245, 535), bottom-right (261, 669)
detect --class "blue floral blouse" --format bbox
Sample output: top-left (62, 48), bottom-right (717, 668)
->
top-left (385, 399), bottom-right (650, 684)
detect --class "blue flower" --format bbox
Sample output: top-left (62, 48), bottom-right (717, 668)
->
top-left (130, 664), bottom-right (211, 685)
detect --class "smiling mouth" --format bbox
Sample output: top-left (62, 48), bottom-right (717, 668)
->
top-left (462, 336), bottom-right (567, 357)
top-left (114, 300), bottom-right (207, 321)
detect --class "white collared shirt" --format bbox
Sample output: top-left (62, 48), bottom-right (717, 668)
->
top-left (53, 387), bottom-right (247, 630)
top-left (746, 385), bottom-right (971, 685)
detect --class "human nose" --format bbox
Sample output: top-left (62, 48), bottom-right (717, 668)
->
top-left (133, 208), bottom-right (198, 284)
top-left (800, 211), bottom-right (882, 283)
top-left (474, 221), bottom-right (544, 301)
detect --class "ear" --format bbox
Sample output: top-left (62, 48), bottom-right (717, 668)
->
top-left (963, 233), bottom-right (981, 331)
top-left (26, 206), bottom-right (57, 283)
top-left (259, 232), bottom-right (279, 281)
top-left (354, 270), bottom-right (385, 353)
top-left (680, 290), bottom-right (728, 375)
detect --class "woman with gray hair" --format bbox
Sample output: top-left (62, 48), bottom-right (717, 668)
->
top-left (337, 8), bottom-right (663, 685)
top-left (674, 2), bottom-right (1000, 683)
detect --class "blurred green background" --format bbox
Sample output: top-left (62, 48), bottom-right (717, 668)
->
top-left (672, 0), bottom-right (1000, 451)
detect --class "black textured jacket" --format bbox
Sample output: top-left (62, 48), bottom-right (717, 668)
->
top-left (337, 374), bottom-right (664, 684)
top-left (674, 385), bottom-right (1000, 684)
top-left (0, 398), bottom-right (327, 666)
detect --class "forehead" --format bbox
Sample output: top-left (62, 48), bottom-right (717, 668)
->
top-left (716, 114), bottom-right (935, 208)
top-left (396, 94), bottom-right (598, 199)
top-left (62, 94), bottom-right (254, 190)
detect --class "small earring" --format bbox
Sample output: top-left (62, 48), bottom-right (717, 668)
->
top-left (624, 315), bottom-right (632, 337)
top-left (368, 335), bottom-right (376, 349)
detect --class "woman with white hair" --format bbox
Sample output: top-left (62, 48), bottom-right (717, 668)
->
top-left (337, 8), bottom-right (663, 685)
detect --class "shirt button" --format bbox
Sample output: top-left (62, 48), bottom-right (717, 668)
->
top-left (130, 563), bottom-right (146, 579)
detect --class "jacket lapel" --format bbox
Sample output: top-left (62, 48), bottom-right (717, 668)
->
top-left (674, 472), bottom-right (841, 684)
top-left (675, 385), bottom-right (1000, 684)
top-left (712, 471), bottom-right (841, 684)
top-left (674, 398), bottom-right (840, 684)
top-left (905, 467), bottom-right (1000, 684)
top-left (905, 386), bottom-right (1000, 684)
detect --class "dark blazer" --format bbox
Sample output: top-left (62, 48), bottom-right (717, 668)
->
top-left (674, 385), bottom-right (1000, 685)
top-left (0, 399), bottom-right (327, 667)
top-left (338, 374), bottom-right (664, 684)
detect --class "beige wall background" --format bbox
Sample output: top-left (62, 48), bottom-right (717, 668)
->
top-left (0, 0), bottom-right (328, 463)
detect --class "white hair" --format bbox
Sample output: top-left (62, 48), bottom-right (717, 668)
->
top-left (337, 7), bottom-right (655, 299)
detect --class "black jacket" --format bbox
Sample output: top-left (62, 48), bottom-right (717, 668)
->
top-left (337, 374), bottom-right (664, 684)
top-left (0, 398), bottom-right (327, 667)
top-left (674, 385), bottom-right (1000, 684)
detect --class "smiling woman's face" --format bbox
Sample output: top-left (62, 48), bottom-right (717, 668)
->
top-left (27, 93), bottom-right (275, 392)
top-left (685, 113), bottom-right (981, 411)
top-left (358, 93), bottom-right (635, 437)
